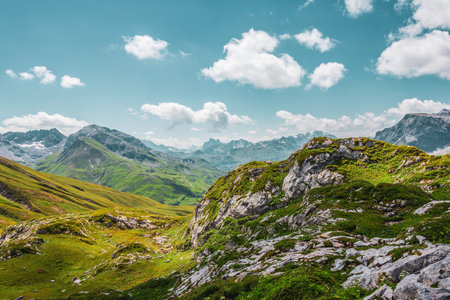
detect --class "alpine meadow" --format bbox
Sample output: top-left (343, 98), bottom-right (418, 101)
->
top-left (0, 1), bottom-right (449, 299)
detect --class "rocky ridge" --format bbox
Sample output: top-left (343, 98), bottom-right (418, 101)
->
top-left (177, 137), bottom-right (449, 299)
top-left (375, 109), bottom-right (450, 153)
top-left (0, 128), bottom-right (66, 165)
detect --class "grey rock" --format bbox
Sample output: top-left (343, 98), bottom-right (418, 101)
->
top-left (364, 284), bottom-right (393, 300)
top-left (394, 274), bottom-right (450, 300)
top-left (331, 259), bottom-right (345, 271)
top-left (414, 201), bottom-right (450, 215)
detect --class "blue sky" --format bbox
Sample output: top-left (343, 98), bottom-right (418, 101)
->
top-left (1, 0), bottom-right (449, 148)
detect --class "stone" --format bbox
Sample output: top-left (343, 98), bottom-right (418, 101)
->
top-left (363, 284), bottom-right (393, 300)
top-left (393, 274), bottom-right (450, 300)
top-left (414, 201), bottom-right (450, 215)
top-left (331, 259), bottom-right (345, 271)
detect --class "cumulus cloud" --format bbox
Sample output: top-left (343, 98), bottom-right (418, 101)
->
top-left (411, 0), bottom-right (450, 31)
top-left (123, 35), bottom-right (168, 59)
top-left (5, 69), bottom-right (17, 78)
top-left (294, 28), bottom-right (335, 52)
top-left (394, 0), bottom-right (410, 11)
top-left (19, 72), bottom-right (34, 80)
top-left (385, 98), bottom-right (450, 116)
top-left (308, 62), bottom-right (346, 89)
top-left (1, 112), bottom-right (89, 135)
top-left (276, 98), bottom-right (449, 137)
top-left (345, 0), bottom-right (373, 17)
top-left (32, 66), bottom-right (56, 84)
top-left (392, 0), bottom-right (450, 40)
top-left (141, 101), bottom-right (252, 131)
top-left (202, 29), bottom-right (306, 89)
top-left (377, 30), bottom-right (450, 80)
top-left (60, 75), bottom-right (84, 88)
top-left (279, 33), bottom-right (291, 40)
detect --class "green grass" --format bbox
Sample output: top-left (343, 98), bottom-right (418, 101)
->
top-left (35, 137), bottom-right (223, 205)
top-left (182, 264), bottom-right (369, 300)
top-left (0, 156), bottom-right (194, 227)
top-left (0, 209), bottom-right (195, 299)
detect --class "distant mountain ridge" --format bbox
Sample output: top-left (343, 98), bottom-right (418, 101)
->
top-left (0, 128), bottom-right (66, 164)
top-left (375, 109), bottom-right (450, 153)
top-left (161, 131), bottom-right (337, 170)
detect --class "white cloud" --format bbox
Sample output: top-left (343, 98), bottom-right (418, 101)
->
top-left (431, 146), bottom-right (450, 156)
top-left (190, 127), bottom-right (200, 132)
top-left (385, 98), bottom-right (450, 116)
top-left (32, 66), bottom-right (56, 84)
top-left (179, 50), bottom-right (191, 58)
top-left (345, 0), bottom-right (373, 17)
top-left (127, 108), bottom-right (148, 120)
top-left (411, 0), bottom-right (450, 31)
top-left (5, 69), bottom-right (17, 78)
top-left (394, 0), bottom-right (410, 11)
top-left (299, 0), bottom-right (315, 11)
top-left (294, 28), bottom-right (335, 52)
top-left (123, 35), bottom-right (168, 60)
top-left (202, 29), bottom-right (306, 89)
top-left (19, 72), bottom-right (34, 80)
top-left (276, 98), bottom-right (449, 137)
top-left (377, 30), bottom-right (450, 80)
top-left (308, 62), bottom-right (346, 89)
top-left (60, 75), bottom-right (84, 88)
top-left (141, 101), bottom-right (252, 131)
top-left (1, 112), bottom-right (89, 135)
top-left (248, 130), bottom-right (257, 134)
top-left (279, 33), bottom-right (291, 40)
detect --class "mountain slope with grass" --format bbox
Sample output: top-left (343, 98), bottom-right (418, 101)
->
top-left (169, 137), bottom-right (449, 299)
top-left (36, 125), bottom-right (223, 205)
top-left (1, 137), bottom-right (449, 299)
top-left (0, 156), bottom-right (195, 299)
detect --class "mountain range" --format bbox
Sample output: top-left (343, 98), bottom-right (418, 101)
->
top-left (147, 131), bottom-right (337, 171)
top-left (0, 128), bottom-right (66, 164)
top-left (35, 125), bottom-right (222, 205)
top-left (375, 109), bottom-right (450, 153)
top-left (0, 137), bottom-right (448, 299)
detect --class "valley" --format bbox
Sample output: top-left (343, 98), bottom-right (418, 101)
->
top-left (0, 136), bottom-right (448, 299)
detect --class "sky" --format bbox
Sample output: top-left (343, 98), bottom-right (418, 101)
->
top-left (1, 0), bottom-right (449, 149)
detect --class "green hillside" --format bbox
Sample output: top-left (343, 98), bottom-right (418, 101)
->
top-left (0, 155), bottom-right (192, 227)
top-left (36, 132), bottom-right (222, 206)
top-left (0, 156), bottom-right (195, 299)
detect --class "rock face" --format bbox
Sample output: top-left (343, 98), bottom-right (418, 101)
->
top-left (190, 137), bottom-right (376, 247)
top-left (180, 137), bottom-right (449, 298)
top-left (0, 128), bottom-right (66, 165)
top-left (375, 109), bottom-right (450, 153)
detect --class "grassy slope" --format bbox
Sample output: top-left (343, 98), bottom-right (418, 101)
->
top-left (176, 139), bottom-right (449, 300)
top-left (0, 156), bottom-right (195, 299)
top-left (201, 138), bottom-right (449, 223)
top-left (0, 156), bottom-right (192, 226)
top-left (36, 138), bottom-right (222, 206)
top-left (0, 210), bottom-right (195, 299)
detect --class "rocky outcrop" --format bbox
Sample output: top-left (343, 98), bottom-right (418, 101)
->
top-left (190, 137), bottom-right (376, 247)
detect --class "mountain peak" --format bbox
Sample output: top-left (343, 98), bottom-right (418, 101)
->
top-left (375, 111), bottom-right (450, 152)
